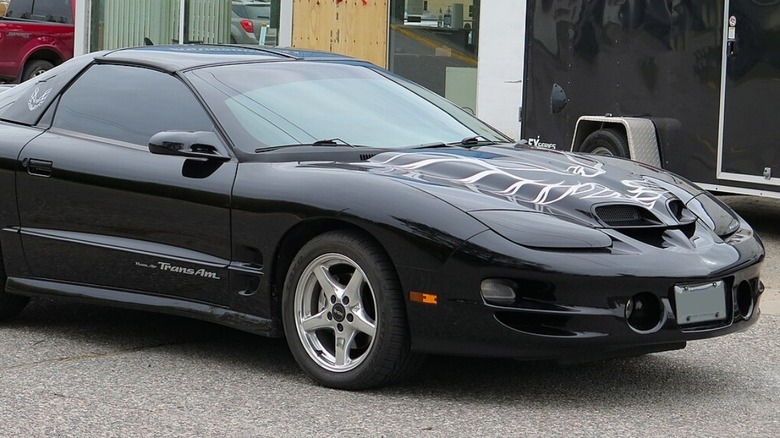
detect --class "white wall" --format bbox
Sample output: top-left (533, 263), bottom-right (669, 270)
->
top-left (279, 0), bottom-right (292, 47)
top-left (74, 0), bottom-right (88, 55)
top-left (476, 0), bottom-right (526, 140)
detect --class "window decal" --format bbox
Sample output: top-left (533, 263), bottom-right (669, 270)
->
top-left (28, 87), bottom-right (52, 111)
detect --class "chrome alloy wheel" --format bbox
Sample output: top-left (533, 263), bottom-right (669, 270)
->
top-left (293, 253), bottom-right (378, 373)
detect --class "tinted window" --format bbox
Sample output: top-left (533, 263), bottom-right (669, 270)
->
top-left (32, 0), bottom-right (72, 23)
top-left (5, 0), bottom-right (33, 19)
top-left (0, 54), bottom-right (93, 125)
top-left (6, 0), bottom-right (72, 23)
top-left (53, 64), bottom-right (214, 145)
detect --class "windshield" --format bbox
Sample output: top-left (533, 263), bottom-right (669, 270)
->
top-left (186, 62), bottom-right (510, 153)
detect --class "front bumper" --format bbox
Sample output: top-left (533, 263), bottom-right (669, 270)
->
top-left (403, 224), bottom-right (764, 361)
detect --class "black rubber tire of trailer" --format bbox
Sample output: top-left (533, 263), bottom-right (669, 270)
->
top-left (579, 128), bottom-right (630, 158)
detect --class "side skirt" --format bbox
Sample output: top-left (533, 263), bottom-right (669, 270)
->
top-left (6, 277), bottom-right (283, 337)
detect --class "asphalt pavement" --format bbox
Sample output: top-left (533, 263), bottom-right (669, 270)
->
top-left (0, 194), bottom-right (778, 437)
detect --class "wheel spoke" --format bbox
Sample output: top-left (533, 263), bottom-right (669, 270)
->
top-left (300, 309), bottom-right (332, 333)
top-left (313, 263), bottom-right (339, 297)
top-left (343, 269), bottom-right (365, 305)
top-left (334, 328), bottom-right (358, 367)
top-left (350, 305), bottom-right (376, 338)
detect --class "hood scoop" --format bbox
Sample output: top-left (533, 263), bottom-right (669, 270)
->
top-left (594, 199), bottom-right (698, 229)
top-left (594, 204), bottom-right (662, 228)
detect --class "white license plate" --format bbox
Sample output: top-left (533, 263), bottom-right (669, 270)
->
top-left (675, 280), bottom-right (727, 324)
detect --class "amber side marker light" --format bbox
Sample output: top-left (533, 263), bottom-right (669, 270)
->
top-left (410, 291), bottom-right (438, 305)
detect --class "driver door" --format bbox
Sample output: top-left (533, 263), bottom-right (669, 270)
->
top-left (16, 63), bottom-right (237, 306)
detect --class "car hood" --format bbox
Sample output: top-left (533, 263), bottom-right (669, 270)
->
top-left (314, 146), bottom-right (704, 229)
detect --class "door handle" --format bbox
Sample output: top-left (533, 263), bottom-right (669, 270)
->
top-left (22, 158), bottom-right (53, 177)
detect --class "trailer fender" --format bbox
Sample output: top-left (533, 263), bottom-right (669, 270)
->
top-left (572, 116), bottom-right (661, 168)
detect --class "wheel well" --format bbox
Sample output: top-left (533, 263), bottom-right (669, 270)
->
top-left (573, 121), bottom-right (628, 153)
top-left (270, 219), bottom-right (388, 321)
top-left (25, 49), bottom-right (63, 67)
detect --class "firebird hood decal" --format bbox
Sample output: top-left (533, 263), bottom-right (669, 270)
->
top-left (305, 146), bottom-right (700, 228)
top-left (370, 150), bottom-right (667, 209)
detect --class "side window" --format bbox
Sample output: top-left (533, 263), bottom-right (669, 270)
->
top-left (6, 0), bottom-right (34, 19)
top-left (32, 0), bottom-right (73, 24)
top-left (52, 64), bottom-right (214, 146)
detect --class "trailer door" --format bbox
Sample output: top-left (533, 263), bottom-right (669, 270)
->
top-left (718, 0), bottom-right (780, 186)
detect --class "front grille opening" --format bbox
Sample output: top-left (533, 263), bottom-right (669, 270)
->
top-left (618, 224), bottom-right (697, 249)
top-left (595, 204), bottom-right (661, 228)
top-left (620, 227), bottom-right (666, 247)
top-left (495, 312), bottom-right (576, 337)
top-left (678, 221), bottom-right (696, 239)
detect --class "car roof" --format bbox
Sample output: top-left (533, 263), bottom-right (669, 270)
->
top-left (97, 44), bottom-right (359, 73)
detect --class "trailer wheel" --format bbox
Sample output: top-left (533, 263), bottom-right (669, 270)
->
top-left (580, 129), bottom-right (630, 158)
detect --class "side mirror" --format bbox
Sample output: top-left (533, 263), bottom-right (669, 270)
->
top-left (148, 131), bottom-right (230, 161)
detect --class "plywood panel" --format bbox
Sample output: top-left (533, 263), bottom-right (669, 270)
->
top-left (337, 0), bottom-right (388, 67)
top-left (292, 0), bottom-right (388, 68)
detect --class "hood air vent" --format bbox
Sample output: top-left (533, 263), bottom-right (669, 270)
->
top-left (595, 204), bottom-right (661, 228)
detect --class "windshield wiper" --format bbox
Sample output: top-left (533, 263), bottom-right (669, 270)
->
top-left (449, 136), bottom-right (498, 147)
top-left (255, 138), bottom-right (356, 153)
top-left (400, 142), bottom-right (448, 149)
top-left (311, 138), bottom-right (354, 147)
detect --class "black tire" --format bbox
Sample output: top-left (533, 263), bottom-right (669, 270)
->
top-left (579, 128), bottom-right (630, 158)
top-left (0, 252), bottom-right (30, 321)
top-left (21, 60), bottom-right (55, 82)
top-left (282, 230), bottom-right (421, 390)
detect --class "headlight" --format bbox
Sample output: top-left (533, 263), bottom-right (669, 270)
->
top-left (686, 193), bottom-right (740, 237)
top-left (469, 210), bottom-right (612, 249)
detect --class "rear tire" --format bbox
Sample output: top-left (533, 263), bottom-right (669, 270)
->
top-left (282, 230), bottom-right (421, 390)
top-left (21, 60), bottom-right (55, 82)
top-left (0, 252), bottom-right (29, 321)
top-left (579, 128), bottom-right (630, 158)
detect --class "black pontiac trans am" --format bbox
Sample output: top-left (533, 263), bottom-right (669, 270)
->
top-left (0, 45), bottom-right (765, 389)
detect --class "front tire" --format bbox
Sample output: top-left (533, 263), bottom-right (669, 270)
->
top-left (282, 231), bottom-right (419, 390)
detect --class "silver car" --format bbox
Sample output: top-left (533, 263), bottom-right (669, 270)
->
top-left (231, 10), bottom-right (260, 44)
top-left (232, 1), bottom-right (276, 45)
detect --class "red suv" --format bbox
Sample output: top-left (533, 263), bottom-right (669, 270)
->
top-left (0, 0), bottom-right (74, 83)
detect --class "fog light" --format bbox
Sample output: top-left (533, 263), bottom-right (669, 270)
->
top-left (736, 280), bottom-right (754, 320)
top-left (625, 292), bottom-right (663, 333)
top-left (481, 279), bottom-right (517, 306)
